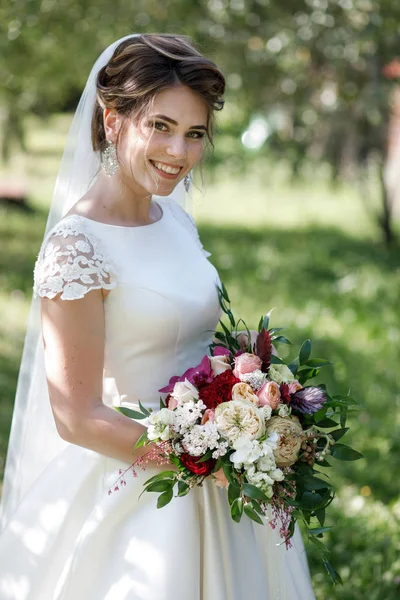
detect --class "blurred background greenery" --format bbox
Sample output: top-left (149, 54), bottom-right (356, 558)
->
top-left (1, 1), bottom-right (399, 598)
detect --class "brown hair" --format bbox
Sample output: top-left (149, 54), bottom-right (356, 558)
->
top-left (91, 34), bottom-right (225, 152)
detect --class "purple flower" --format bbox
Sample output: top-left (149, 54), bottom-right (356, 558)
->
top-left (290, 387), bottom-right (327, 414)
top-left (159, 355), bottom-right (214, 393)
top-left (213, 346), bottom-right (231, 357)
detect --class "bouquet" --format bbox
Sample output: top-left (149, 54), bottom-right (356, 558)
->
top-left (112, 283), bottom-right (362, 583)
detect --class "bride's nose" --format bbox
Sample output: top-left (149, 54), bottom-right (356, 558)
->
top-left (165, 135), bottom-right (187, 159)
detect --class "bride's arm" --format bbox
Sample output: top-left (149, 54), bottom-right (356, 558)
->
top-left (40, 289), bottom-right (151, 464)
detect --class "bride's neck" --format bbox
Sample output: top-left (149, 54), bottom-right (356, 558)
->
top-left (87, 172), bottom-right (156, 225)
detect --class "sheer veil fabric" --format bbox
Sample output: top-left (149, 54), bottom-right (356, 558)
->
top-left (0, 34), bottom-right (191, 529)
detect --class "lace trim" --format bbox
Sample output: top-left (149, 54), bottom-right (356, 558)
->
top-left (166, 202), bottom-right (211, 258)
top-left (33, 215), bottom-right (118, 300)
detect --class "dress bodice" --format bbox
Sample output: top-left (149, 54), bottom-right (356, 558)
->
top-left (34, 199), bottom-right (222, 412)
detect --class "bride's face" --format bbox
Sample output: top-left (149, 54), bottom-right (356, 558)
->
top-left (111, 85), bottom-right (208, 196)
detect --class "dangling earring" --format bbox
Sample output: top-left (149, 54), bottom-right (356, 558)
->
top-left (101, 140), bottom-right (119, 176)
top-left (184, 173), bottom-right (191, 193)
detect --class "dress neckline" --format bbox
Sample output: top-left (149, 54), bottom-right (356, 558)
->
top-left (64, 200), bottom-right (165, 230)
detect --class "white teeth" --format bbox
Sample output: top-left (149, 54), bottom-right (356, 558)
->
top-left (153, 161), bottom-right (180, 175)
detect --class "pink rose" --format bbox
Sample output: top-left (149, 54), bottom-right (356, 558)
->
top-left (201, 409), bottom-right (215, 425)
top-left (233, 353), bottom-right (262, 380)
top-left (257, 381), bottom-right (281, 410)
top-left (288, 380), bottom-right (302, 395)
top-left (209, 354), bottom-right (232, 376)
top-left (213, 468), bottom-right (229, 489)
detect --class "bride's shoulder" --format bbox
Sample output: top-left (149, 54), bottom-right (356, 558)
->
top-left (33, 213), bottom-right (117, 301)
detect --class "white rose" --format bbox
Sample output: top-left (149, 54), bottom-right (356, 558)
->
top-left (209, 354), bottom-right (232, 376)
top-left (270, 468), bottom-right (284, 481)
top-left (231, 382), bottom-right (260, 406)
top-left (268, 364), bottom-right (295, 385)
top-left (171, 379), bottom-right (199, 405)
top-left (215, 400), bottom-right (265, 443)
top-left (230, 438), bottom-right (262, 467)
top-left (261, 405), bottom-right (273, 421)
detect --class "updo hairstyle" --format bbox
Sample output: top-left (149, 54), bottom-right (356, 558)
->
top-left (91, 34), bottom-right (225, 152)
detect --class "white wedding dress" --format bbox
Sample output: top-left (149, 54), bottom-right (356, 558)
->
top-left (0, 198), bottom-right (315, 600)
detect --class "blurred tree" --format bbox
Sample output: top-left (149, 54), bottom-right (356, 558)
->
top-left (1, 0), bottom-right (399, 243)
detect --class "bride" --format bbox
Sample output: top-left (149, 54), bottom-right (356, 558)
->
top-left (0, 34), bottom-right (315, 599)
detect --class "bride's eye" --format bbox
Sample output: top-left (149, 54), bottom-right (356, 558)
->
top-left (187, 131), bottom-right (206, 140)
top-left (151, 121), bottom-right (168, 132)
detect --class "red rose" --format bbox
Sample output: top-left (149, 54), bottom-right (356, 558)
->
top-left (199, 370), bottom-right (240, 410)
top-left (180, 453), bottom-right (216, 476)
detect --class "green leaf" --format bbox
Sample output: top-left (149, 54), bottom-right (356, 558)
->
top-left (230, 497), bottom-right (244, 522)
top-left (306, 358), bottom-right (332, 368)
top-left (315, 418), bottom-right (339, 428)
top-left (242, 483), bottom-right (270, 502)
top-left (314, 407), bottom-right (328, 423)
top-left (331, 444), bottom-right (363, 461)
top-left (220, 281), bottom-right (230, 302)
top-left (143, 471), bottom-right (176, 486)
top-left (177, 480), bottom-right (190, 497)
top-left (228, 483), bottom-right (241, 504)
top-left (262, 313), bottom-right (270, 330)
top-left (309, 526), bottom-right (332, 536)
top-left (159, 396), bottom-right (167, 410)
top-left (299, 339), bottom-right (312, 365)
top-left (323, 559), bottom-right (343, 585)
top-left (244, 503), bottom-right (264, 525)
top-left (315, 508), bottom-right (326, 527)
top-left (258, 315), bottom-right (264, 333)
top-left (197, 450), bottom-right (213, 463)
top-left (222, 461), bottom-right (236, 485)
top-left (157, 488), bottom-right (174, 508)
top-left (288, 359), bottom-right (299, 376)
top-left (299, 491), bottom-right (323, 510)
top-left (269, 354), bottom-right (285, 365)
top-left (302, 477), bottom-right (332, 491)
top-left (134, 432), bottom-right (148, 449)
top-left (138, 400), bottom-right (151, 416)
top-left (271, 335), bottom-right (292, 345)
top-left (308, 535), bottom-right (330, 554)
top-left (329, 428), bottom-right (349, 442)
top-left (227, 309), bottom-right (236, 327)
top-left (145, 480), bottom-right (174, 493)
top-left (115, 406), bottom-right (147, 420)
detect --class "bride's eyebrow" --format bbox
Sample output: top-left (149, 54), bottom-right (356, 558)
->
top-left (150, 113), bottom-right (207, 131)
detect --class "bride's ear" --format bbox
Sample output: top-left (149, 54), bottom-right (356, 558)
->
top-left (103, 108), bottom-right (122, 142)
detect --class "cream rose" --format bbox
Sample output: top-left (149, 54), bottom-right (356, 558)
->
top-left (209, 354), bottom-right (232, 376)
top-left (265, 416), bottom-right (304, 467)
top-left (233, 353), bottom-right (262, 380)
top-left (215, 400), bottom-right (265, 443)
top-left (257, 381), bottom-right (281, 409)
top-left (268, 364), bottom-right (295, 385)
top-left (231, 382), bottom-right (260, 406)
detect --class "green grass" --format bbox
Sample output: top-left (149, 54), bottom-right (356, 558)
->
top-left (1, 115), bottom-right (400, 598)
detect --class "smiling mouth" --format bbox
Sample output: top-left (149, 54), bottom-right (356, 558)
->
top-left (149, 160), bottom-right (183, 179)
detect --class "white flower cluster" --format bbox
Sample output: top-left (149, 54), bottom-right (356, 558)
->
top-left (173, 399), bottom-right (206, 434)
top-left (230, 433), bottom-right (284, 496)
top-left (147, 408), bottom-right (175, 441)
top-left (182, 421), bottom-right (220, 456)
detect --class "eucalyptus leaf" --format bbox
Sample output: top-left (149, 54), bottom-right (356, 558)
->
top-left (134, 432), bottom-right (148, 449)
top-left (157, 488), bottom-right (174, 509)
top-left (299, 339), bottom-right (312, 365)
top-left (323, 559), bottom-right (343, 585)
top-left (115, 406), bottom-right (147, 420)
top-left (306, 358), bottom-right (332, 368)
top-left (143, 471), bottom-right (176, 486)
top-left (244, 503), bottom-right (264, 525)
top-left (242, 483), bottom-right (270, 502)
top-left (145, 480), bottom-right (174, 493)
top-left (271, 335), bottom-right (292, 345)
top-left (269, 354), bottom-right (285, 365)
top-left (329, 428), bottom-right (349, 442)
top-left (138, 400), bottom-right (151, 416)
top-left (315, 508), bottom-right (326, 527)
top-left (177, 480), bottom-right (190, 497)
top-left (228, 483), bottom-right (241, 504)
top-left (331, 444), bottom-right (363, 461)
top-left (309, 526), bottom-right (332, 535)
top-left (230, 497), bottom-right (244, 522)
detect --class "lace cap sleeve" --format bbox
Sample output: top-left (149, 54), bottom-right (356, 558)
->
top-left (33, 216), bottom-right (118, 300)
top-left (166, 201), bottom-right (211, 258)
